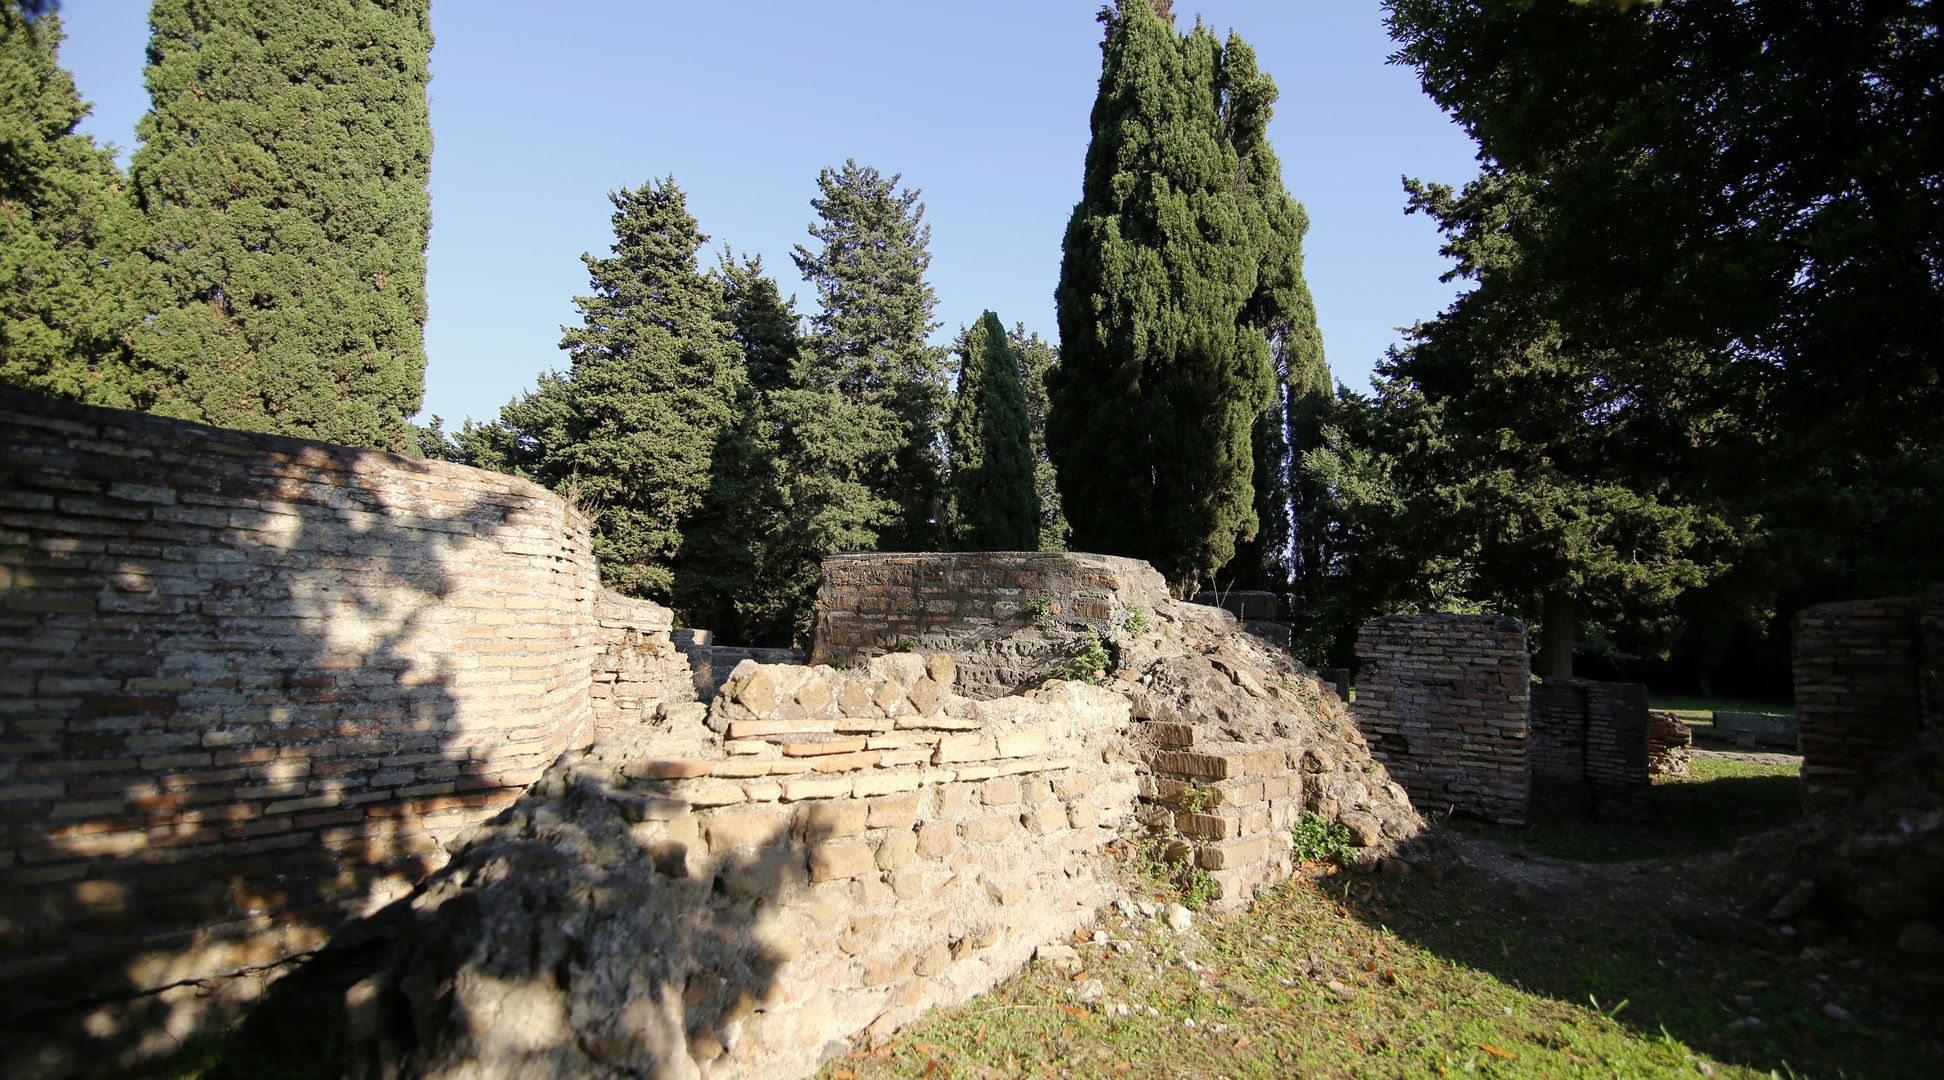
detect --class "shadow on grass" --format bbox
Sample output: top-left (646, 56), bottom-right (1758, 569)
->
top-left (1348, 759), bottom-right (1944, 1079)
top-left (1449, 764), bottom-right (1803, 863)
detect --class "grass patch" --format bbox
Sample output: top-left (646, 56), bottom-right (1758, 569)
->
top-left (1448, 757), bottom-right (1803, 863)
top-left (822, 864), bottom-right (1943, 1079)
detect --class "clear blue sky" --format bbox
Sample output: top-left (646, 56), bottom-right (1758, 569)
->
top-left (55, 1), bottom-right (1479, 429)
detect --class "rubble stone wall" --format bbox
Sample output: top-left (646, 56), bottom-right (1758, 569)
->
top-left (1353, 614), bottom-right (1531, 824)
top-left (811, 552), bottom-right (1170, 698)
top-left (1528, 678), bottom-right (1653, 823)
top-left (386, 657), bottom-right (1142, 1080)
top-left (0, 390), bottom-right (644, 1073)
top-left (1795, 595), bottom-right (1944, 809)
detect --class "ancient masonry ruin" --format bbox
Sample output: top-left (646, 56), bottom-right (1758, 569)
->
top-left (1794, 594), bottom-right (1944, 809)
top-left (1352, 614), bottom-right (1655, 826)
top-left (0, 391), bottom-right (1422, 1079)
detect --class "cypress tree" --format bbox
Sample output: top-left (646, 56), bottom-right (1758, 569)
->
top-left (131, 0), bottom-right (432, 451)
top-left (1009, 324), bottom-right (1070, 551)
top-left (0, 4), bottom-right (144, 405)
top-left (1050, 1), bottom-right (1320, 594)
top-left (946, 311), bottom-right (1038, 551)
top-left (792, 160), bottom-right (948, 551)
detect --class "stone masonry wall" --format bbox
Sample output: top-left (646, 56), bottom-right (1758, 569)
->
top-left (0, 390), bottom-right (638, 1074)
top-left (1354, 614), bottom-right (1531, 825)
top-left (377, 655), bottom-right (1141, 1079)
top-left (591, 591), bottom-right (695, 739)
top-left (1528, 678), bottom-right (1652, 823)
top-left (1794, 595), bottom-right (1944, 810)
top-left (812, 551), bottom-right (1170, 699)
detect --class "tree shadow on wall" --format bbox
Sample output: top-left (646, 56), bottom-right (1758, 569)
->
top-left (0, 401), bottom-right (570, 1078)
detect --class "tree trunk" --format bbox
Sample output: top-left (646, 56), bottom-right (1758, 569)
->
top-left (1538, 586), bottom-right (1575, 678)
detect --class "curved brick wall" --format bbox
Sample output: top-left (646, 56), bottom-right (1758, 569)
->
top-left (0, 389), bottom-right (605, 1070)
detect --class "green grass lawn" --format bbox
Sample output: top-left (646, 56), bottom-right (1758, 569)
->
top-left (822, 857), bottom-right (1941, 1079)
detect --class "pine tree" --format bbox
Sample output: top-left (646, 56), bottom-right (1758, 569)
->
top-left (792, 160), bottom-right (948, 551)
top-left (1, 4), bottom-right (144, 405)
top-left (1009, 324), bottom-right (1069, 551)
top-left (1050, 1), bottom-right (1320, 594)
top-left (131, 0), bottom-right (432, 451)
top-left (946, 312), bottom-right (1038, 551)
top-left (528, 178), bottom-right (745, 600)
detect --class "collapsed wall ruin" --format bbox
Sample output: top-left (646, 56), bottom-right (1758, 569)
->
top-left (1, 392), bottom-right (1426, 1079)
top-left (1794, 594), bottom-right (1944, 809)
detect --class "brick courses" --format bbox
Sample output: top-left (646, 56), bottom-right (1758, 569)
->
top-left (1794, 595), bottom-right (1943, 809)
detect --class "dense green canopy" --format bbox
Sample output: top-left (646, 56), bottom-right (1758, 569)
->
top-left (1050, 0), bottom-right (1320, 595)
top-left (131, 0), bottom-right (432, 451)
top-left (0, 5), bottom-right (143, 406)
top-left (947, 312), bottom-right (1038, 551)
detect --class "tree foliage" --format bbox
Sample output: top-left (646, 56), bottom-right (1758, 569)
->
top-left (1009, 324), bottom-right (1070, 551)
top-left (470, 179), bottom-right (744, 602)
top-left (946, 311), bottom-right (1038, 551)
top-left (0, 5), bottom-right (144, 405)
top-left (1051, 0), bottom-right (1321, 595)
top-left (131, 0), bottom-right (432, 451)
top-left (1377, 0), bottom-right (1942, 678)
top-left (792, 160), bottom-right (947, 552)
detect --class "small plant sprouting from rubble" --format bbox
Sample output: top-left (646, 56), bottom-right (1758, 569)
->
top-left (1046, 631), bottom-right (1112, 684)
top-left (1291, 811), bottom-right (1356, 869)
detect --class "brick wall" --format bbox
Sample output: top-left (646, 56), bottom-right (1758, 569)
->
top-left (0, 390), bottom-right (646, 1071)
top-left (1353, 614), bottom-right (1531, 824)
top-left (591, 591), bottom-right (694, 738)
top-left (811, 552), bottom-right (1170, 698)
top-left (1794, 595), bottom-right (1943, 809)
top-left (1528, 678), bottom-right (1652, 823)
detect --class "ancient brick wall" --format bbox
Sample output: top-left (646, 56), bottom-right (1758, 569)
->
top-left (1353, 614), bottom-right (1531, 824)
top-left (591, 591), bottom-right (694, 738)
top-left (811, 552), bottom-right (1170, 698)
top-left (1528, 678), bottom-right (1652, 823)
top-left (0, 390), bottom-right (644, 1072)
top-left (1794, 595), bottom-right (1943, 809)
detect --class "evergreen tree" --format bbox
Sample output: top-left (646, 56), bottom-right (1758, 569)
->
top-left (131, 0), bottom-right (432, 451)
top-left (946, 311), bottom-right (1038, 551)
top-left (1009, 324), bottom-right (1069, 551)
top-left (1, 4), bottom-right (144, 405)
top-left (792, 160), bottom-right (948, 551)
top-left (1385, 0), bottom-right (1941, 681)
top-left (1050, 0), bottom-right (1320, 595)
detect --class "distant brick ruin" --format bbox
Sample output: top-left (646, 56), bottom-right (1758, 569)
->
top-left (1352, 613), bottom-right (1656, 826)
top-left (1794, 594), bottom-right (1944, 809)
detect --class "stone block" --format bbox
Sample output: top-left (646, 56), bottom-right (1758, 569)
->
top-left (808, 842), bottom-right (875, 882)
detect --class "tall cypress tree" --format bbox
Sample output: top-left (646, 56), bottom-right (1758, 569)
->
top-left (792, 160), bottom-right (947, 551)
top-left (1050, 1), bottom-right (1320, 594)
top-left (131, 0), bottom-right (432, 451)
top-left (1009, 323), bottom-right (1070, 551)
top-left (0, 5), bottom-right (144, 405)
top-left (947, 311), bottom-right (1038, 551)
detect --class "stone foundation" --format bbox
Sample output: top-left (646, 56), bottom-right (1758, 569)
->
top-left (1352, 614), bottom-right (1531, 824)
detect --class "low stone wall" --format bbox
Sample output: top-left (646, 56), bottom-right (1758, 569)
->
top-left (1646, 711), bottom-right (1692, 777)
top-left (1794, 595), bottom-right (1943, 809)
top-left (591, 592), bottom-right (694, 739)
top-left (1528, 679), bottom-right (1652, 823)
top-left (811, 552), bottom-right (1169, 698)
top-left (0, 390), bottom-right (678, 1075)
top-left (1190, 590), bottom-right (1290, 650)
top-left (1353, 614), bottom-right (1531, 825)
top-left (378, 656), bottom-right (1140, 1079)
